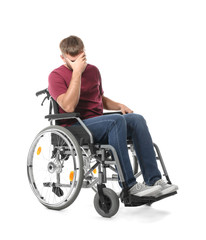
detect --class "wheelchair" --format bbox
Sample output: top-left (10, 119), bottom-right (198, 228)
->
top-left (27, 89), bottom-right (177, 218)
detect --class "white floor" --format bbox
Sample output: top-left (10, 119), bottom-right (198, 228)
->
top-left (3, 167), bottom-right (205, 240)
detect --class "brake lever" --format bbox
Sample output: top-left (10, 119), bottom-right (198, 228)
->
top-left (41, 96), bottom-right (48, 106)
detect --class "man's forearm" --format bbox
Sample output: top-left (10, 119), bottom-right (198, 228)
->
top-left (59, 71), bottom-right (81, 112)
top-left (102, 96), bottom-right (121, 110)
top-left (102, 95), bottom-right (133, 114)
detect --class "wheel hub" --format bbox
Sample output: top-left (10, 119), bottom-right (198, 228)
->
top-left (47, 162), bottom-right (62, 173)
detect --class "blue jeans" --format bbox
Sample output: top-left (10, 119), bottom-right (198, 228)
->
top-left (75, 113), bottom-right (161, 188)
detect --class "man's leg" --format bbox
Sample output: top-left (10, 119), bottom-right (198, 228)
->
top-left (79, 114), bottom-right (162, 197)
top-left (123, 113), bottom-right (162, 186)
top-left (81, 114), bottom-right (136, 188)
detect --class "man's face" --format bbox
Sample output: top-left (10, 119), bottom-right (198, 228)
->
top-left (61, 51), bottom-right (84, 70)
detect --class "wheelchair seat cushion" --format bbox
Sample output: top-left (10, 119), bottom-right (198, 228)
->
top-left (65, 126), bottom-right (133, 146)
top-left (64, 125), bottom-right (91, 145)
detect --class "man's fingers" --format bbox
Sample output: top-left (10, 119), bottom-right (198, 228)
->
top-left (77, 51), bottom-right (86, 60)
top-left (122, 109), bottom-right (126, 114)
top-left (81, 55), bottom-right (87, 62)
top-left (121, 105), bottom-right (133, 114)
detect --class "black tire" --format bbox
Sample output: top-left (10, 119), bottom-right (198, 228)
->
top-left (94, 188), bottom-right (119, 218)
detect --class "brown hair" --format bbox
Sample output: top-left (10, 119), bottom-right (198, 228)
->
top-left (59, 35), bottom-right (84, 56)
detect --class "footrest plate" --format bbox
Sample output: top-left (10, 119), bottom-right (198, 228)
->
top-left (121, 191), bottom-right (177, 207)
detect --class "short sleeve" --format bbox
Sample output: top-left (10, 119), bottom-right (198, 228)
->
top-left (97, 69), bottom-right (104, 96)
top-left (48, 71), bottom-right (68, 101)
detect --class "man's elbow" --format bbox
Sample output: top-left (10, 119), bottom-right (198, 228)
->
top-left (63, 105), bottom-right (75, 113)
top-left (57, 96), bottom-right (75, 112)
top-left (59, 101), bottom-right (75, 113)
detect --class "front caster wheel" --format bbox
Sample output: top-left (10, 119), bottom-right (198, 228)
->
top-left (94, 188), bottom-right (119, 218)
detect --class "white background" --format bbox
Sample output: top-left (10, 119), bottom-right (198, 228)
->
top-left (1, 0), bottom-right (206, 239)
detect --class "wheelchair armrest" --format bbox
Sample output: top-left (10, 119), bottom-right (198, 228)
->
top-left (103, 111), bottom-right (122, 115)
top-left (45, 112), bottom-right (80, 121)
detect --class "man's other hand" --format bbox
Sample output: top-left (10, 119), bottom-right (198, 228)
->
top-left (119, 104), bottom-right (133, 114)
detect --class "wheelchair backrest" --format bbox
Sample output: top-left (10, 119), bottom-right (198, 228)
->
top-left (50, 97), bottom-right (59, 115)
top-left (49, 95), bottom-right (64, 126)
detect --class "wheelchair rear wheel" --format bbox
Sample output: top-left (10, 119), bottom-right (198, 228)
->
top-left (27, 125), bottom-right (83, 210)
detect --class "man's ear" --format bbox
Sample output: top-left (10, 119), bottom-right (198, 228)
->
top-left (60, 55), bottom-right (66, 62)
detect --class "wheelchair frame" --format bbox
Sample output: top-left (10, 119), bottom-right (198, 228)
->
top-left (27, 88), bottom-right (176, 218)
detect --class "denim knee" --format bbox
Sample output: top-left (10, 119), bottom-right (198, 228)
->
top-left (125, 113), bottom-right (147, 129)
top-left (109, 114), bottom-right (126, 129)
top-left (130, 113), bottom-right (146, 122)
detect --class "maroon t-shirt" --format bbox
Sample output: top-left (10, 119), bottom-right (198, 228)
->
top-left (48, 64), bottom-right (104, 126)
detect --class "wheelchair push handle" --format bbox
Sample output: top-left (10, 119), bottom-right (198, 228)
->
top-left (36, 88), bottom-right (50, 106)
top-left (36, 88), bottom-right (50, 97)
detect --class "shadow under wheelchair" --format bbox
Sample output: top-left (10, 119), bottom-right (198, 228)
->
top-left (120, 204), bottom-right (171, 223)
top-left (27, 89), bottom-right (177, 218)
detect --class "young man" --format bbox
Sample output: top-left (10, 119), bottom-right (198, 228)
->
top-left (48, 35), bottom-right (178, 197)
